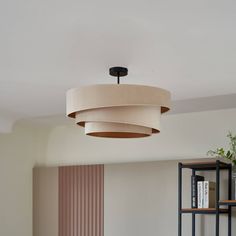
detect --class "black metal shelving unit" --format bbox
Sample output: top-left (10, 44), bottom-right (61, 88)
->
top-left (178, 160), bottom-right (232, 236)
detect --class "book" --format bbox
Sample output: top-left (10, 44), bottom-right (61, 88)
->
top-left (203, 181), bottom-right (216, 208)
top-left (197, 181), bottom-right (204, 208)
top-left (191, 175), bottom-right (204, 208)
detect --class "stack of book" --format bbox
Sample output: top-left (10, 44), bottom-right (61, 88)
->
top-left (191, 175), bottom-right (216, 208)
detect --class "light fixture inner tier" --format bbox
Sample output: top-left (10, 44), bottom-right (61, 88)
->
top-left (66, 84), bottom-right (171, 118)
top-left (85, 122), bottom-right (152, 138)
top-left (75, 106), bottom-right (161, 133)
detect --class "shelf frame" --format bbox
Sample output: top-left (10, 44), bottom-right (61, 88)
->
top-left (178, 160), bottom-right (232, 236)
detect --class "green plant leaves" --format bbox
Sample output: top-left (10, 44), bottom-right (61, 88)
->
top-left (207, 132), bottom-right (236, 165)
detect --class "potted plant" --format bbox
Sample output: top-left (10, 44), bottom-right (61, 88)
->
top-left (207, 132), bottom-right (236, 199)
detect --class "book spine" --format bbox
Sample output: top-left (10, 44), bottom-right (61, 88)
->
top-left (201, 182), bottom-right (204, 208)
top-left (235, 180), bottom-right (236, 200)
top-left (191, 176), bottom-right (196, 208)
top-left (197, 182), bottom-right (203, 208)
top-left (191, 176), bottom-right (204, 208)
top-left (203, 181), bottom-right (209, 208)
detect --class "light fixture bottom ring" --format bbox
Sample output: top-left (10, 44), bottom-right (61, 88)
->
top-left (84, 122), bottom-right (153, 138)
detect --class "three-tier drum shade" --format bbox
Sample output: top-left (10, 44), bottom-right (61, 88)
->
top-left (66, 84), bottom-right (171, 138)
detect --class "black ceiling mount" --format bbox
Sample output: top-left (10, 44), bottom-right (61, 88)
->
top-left (109, 67), bottom-right (128, 84)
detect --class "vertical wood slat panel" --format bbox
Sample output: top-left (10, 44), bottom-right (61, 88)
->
top-left (59, 165), bottom-right (104, 236)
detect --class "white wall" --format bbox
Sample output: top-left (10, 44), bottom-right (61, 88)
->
top-left (45, 108), bottom-right (236, 165)
top-left (0, 124), bottom-right (49, 236)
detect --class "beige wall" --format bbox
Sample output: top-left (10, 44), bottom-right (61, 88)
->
top-left (33, 167), bottom-right (58, 236)
top-left (0, 124), bottom-right (48, 236)
top-left (105, 161), bottom-right (192, 236)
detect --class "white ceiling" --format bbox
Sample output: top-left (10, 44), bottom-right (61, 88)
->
top-left (0, 0), bottom-right (236, 132)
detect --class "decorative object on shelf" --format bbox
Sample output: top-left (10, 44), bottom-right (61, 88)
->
top-left (66, 66), bottom-right (171, 138)
top-left (207, 132), bottom-right (236, 199)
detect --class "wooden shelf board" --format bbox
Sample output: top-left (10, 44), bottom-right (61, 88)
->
top-left (181, 161), bottom-right (230, 170)
top-left (181, 208), bottom-right (228, 214)
top-left (219, 200), bottom-right (236, 206)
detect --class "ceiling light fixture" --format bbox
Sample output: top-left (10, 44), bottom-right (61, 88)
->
top-left (66, 67), bottom-right (171, 138)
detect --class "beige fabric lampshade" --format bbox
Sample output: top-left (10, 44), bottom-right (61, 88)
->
top-left (66, 84), bottom-right (171, 138)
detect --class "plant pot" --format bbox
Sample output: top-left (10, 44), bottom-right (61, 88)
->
top-left (232, 165), bottom-right (236, 200)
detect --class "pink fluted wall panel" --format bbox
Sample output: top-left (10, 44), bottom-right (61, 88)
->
top-left (59, 165), bottom-right (104, 236)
